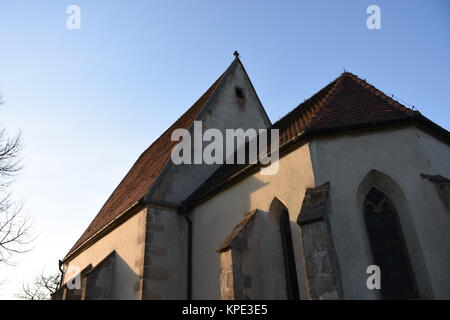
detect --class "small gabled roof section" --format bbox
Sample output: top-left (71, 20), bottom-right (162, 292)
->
top-left (297, 182), bottom-right (330, 225)
top-left (217, 209), bottom-right (258, 252)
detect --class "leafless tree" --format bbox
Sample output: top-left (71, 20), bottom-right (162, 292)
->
top-left (0, 95), bottom-right (32, 266)
top-left (18, 271), bottom-right (60, 300)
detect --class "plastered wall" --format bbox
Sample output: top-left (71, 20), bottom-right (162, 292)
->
top-left (190, 143), bottom-right (316, 299)
top-left (63, 207), bottom-right (147, 300)
top-left (309, 126), bottom-right (450, 299)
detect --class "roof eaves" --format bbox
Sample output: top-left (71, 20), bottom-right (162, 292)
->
top-left (62, 199), bottom-right (144, 264)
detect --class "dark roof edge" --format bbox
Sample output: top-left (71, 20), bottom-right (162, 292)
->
top-left (216, 209), bottom-right (258, 252)
top-left (414, 113), bottom-right (450, 143)
top-left (236, 56), bottom-right (272, 127)
top-left (62, 200), bottom-right (144, 264)
top-left (305, 114), bottom-right (450, 143)
top-left (184, 117), bottom-right (449, 211)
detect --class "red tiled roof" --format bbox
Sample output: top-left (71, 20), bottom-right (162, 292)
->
top-left (183, 72), bottom-right (449, 208)
top-left (272, 72), bottom-right (417, 144)
top-left (65, 71), bottom-right (226, 260)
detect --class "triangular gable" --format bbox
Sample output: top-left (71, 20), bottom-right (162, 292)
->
top-left (65, 62), bottom-right (233, 260)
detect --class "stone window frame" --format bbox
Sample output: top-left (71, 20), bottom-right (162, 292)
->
top-left (363, 187), bottom-right (418, 299)
top-left (356, 169), bottom-right (433, 299)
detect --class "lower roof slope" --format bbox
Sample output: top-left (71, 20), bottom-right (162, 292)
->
top-left (65, 69), bottom-right (226, 260)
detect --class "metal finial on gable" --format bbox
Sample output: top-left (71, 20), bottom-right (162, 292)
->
top-left (233, 51), bottom-right (239, 58)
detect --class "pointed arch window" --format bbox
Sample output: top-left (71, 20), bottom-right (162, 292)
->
top-left (268, 198), bottom-right (299, 300)
top-left (363, 187), bottom-right (418, 299)
top-left (279, 208), bottom-right (300, 300)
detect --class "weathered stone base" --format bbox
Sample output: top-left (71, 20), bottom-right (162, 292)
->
top-left (297, 182), bottom-right (343, 300)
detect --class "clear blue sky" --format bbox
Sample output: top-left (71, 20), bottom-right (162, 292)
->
top-left (0, 0), bottom-right (449, 298)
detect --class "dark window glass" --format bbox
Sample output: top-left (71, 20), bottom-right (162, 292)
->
top-left (280, 209), bottom-right (300, 300)
top-left (364, 187), bottom-right (418, 299)
top-left (235, 86), bottom-right (245, 99)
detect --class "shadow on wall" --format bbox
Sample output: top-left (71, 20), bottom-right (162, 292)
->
top-left (111, 252), bottom-right (142, 300)
top-left (215, 190), bottom-right (307, 300)
top-left (59, 251), bottom-right (142, 300)
top-left (261, 198), bottom-right (300, 300)
top-left (193, 175), bottom-right (269, 299)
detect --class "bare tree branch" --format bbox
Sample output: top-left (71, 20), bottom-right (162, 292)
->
top-left (0, 129), bottom-right (23, 178)
top-left (0, 92), bottom-right (33, 266)
top-left (18, 271), bottom-right (60, 300)
top-left (0, 200), bottom-right (32, 266)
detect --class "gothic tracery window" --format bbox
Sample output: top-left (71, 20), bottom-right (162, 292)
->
top-left (363, 187), bottom-right (418, 299)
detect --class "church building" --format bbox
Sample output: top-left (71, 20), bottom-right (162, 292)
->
top-left (53, 55), bottom-right (450, 300)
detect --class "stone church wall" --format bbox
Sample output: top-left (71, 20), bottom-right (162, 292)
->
top-left (309, 125), bottom-right (450, 299)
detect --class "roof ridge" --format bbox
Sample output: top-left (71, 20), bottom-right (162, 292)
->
top-left (137, 58), bottom-right (240, 162)
top-left (303, 75), bottom-right (348, 130)
top-left (305, 72), bottom-right (347, 130)
top-left (141, 72), bottom-right (226, 162)
top-left (141, 62), bottom-right (238, 199)
top-left (93, 72), bottom-right (226, 216)
top-left (340, 71), bottom-right (417, 116)
top-left (271, 79), bottom-right (339, 129)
